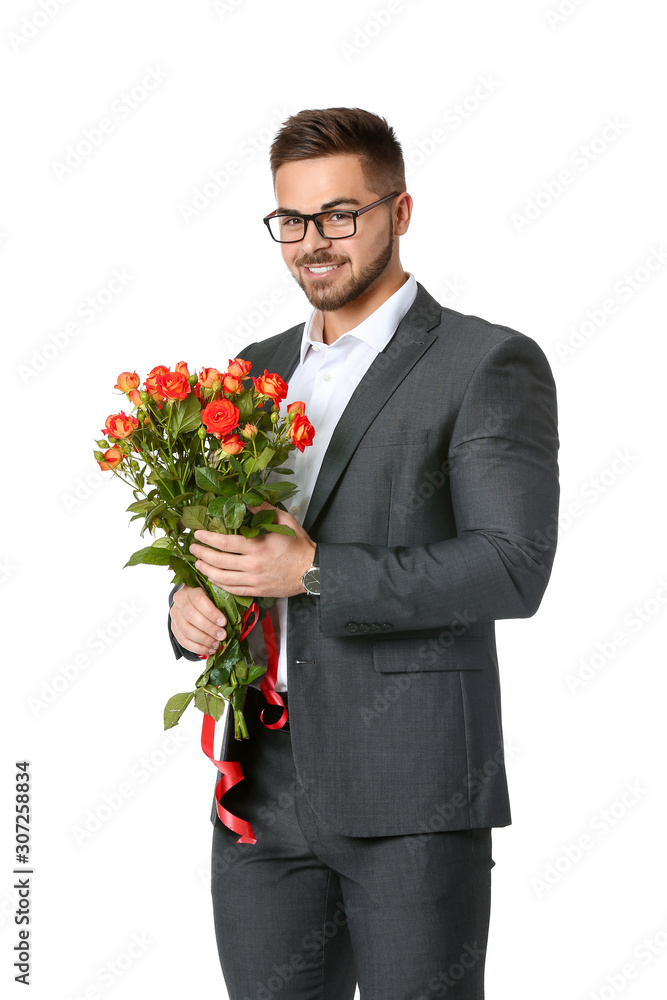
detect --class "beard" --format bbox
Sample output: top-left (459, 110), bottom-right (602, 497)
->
top-left (291, 222), bottom-right (394, 311)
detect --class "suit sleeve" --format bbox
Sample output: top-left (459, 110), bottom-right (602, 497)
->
top-left (317, 333), bottom-right (560, 636)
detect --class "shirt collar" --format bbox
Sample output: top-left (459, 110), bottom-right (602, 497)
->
top-left (299, 272), bottom-right (418, 365)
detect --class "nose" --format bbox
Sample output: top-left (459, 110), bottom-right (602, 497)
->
top-left (300, 219), bottom-right (332, 255)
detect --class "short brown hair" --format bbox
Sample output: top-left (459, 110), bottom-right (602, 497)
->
top-left (269, 107), bottom-right (406, 195)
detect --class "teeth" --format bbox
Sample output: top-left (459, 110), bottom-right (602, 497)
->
top-left (307, 265), bottom-right (340, 273)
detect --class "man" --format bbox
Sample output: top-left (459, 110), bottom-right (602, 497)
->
top-left (169, 107), bottom-right (559, 999)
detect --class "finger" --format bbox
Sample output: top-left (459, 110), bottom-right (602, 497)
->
top-left (173, 602), bottom-right (227, 643)
top-left (193, 530), bottom-right (250, 553)
top-left (187, 587), bottom-right (227, 627)
top-left (171, 618), bottom-right (221, 657)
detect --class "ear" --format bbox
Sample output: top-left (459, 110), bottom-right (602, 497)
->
top-left (394, 192), bottom-right (413, 236)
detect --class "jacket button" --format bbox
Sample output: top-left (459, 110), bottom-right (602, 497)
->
top-left (346, 622), bottom-right (358, 633)
top-left (369, 623), bottom-right (380, 632)
top-left (381, 622), bottom-right (392, 631)
top-left (358, 623), bottom-right (369, 633)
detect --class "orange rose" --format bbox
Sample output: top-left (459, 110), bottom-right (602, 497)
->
top-left (220, 433), bottom-right (245, 455)
top-left (198, 367), bottom-right (223, 390)
top-left (174, 361), bottom-right (189, 376)
top-left (289, 413), bottom-right (315, 452)
top-left (253, 369), bottom-right (288, 403)
top-left (221, 373), bottom-right (241, 394)
top-left (201, 398), bottom-right (240, 438)
top-left (128, 388), bottom-right (143, 407)
top-left (144, 365), bottom-right (169, 400)
top-left (287, 400), bottom-right (305, 417)
top-left (102, 411), bottom-right (139, 440)
top-left (156, 370), bottom-right (191, 401)
top-left (227, 357), bottom-right (252, 378)
top-left (115, 371), bottom-right (140, 392)
top-left (97, 446), bottom-right (123, 470)
top-left (241, 423), bottom-right (257, 438)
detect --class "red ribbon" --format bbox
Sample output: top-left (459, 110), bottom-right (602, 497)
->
top-left (200, 601), bottom-right (288, 844)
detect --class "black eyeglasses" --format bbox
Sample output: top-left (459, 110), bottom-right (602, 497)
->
top-left (263, 192), bottom-right (400, 243)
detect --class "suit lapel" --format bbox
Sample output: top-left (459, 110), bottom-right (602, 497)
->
top-left (246, 325), bottom-right (302, 384)
top-left (242, 284), bottom-right (443, 535)
top-left (303, 283), bottom-right (441, 534)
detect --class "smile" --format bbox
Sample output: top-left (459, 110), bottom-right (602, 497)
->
top-left (304, 263), bottom-right (345, 276)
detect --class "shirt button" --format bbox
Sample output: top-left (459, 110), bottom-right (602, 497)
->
top-left (290, 505), bottom-right (299, 515)
top-left (312, 345), bottom-right (320, 352)
top-left (322, 373), bottom-right (332, 383)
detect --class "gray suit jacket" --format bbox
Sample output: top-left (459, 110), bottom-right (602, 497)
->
top-left (169, 282), bottom-right (559, 837)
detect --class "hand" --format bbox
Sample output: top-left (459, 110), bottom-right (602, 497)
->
top-left (189, 505), bottom-right (317, 598)
top-left (170, 585), bottom-right (227, 658)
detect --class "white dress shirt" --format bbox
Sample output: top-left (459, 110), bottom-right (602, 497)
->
top-left (248, 272), bottom-right (418, 692)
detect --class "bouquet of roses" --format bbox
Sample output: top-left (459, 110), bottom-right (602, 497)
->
top-left (93, 359), bottom-right (314, 741)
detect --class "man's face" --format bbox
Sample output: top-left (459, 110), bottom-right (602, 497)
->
top-left (273, 154), bottom-right (397, 312)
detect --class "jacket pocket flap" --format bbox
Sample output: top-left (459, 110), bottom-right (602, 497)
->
top-left (372, 636), bottom-right (485, 672)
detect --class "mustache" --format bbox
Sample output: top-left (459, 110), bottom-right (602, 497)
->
top-left (295, 254), bottom-right (349, 267)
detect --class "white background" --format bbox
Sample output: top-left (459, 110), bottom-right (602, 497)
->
top-left (2, 1), bottom-right (666, 998)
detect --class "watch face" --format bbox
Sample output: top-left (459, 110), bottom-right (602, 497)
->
top-left (303, 567), bottom-right (320, 596)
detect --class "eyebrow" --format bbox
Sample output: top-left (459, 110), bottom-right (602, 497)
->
top-left (276, 197), bottom-right (362, 214)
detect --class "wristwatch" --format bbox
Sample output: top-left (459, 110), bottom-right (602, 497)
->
top-left (301, 560), bottom-right (320, 596)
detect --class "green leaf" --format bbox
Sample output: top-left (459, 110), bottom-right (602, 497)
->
top-left (251, 509), bottom-right (276, 528)
top-left (141, 501), bottom-right (169, 536)
top-left (246, 663), bottom-right (266, 684)
top-left (261, 523), bottom-right (296, 536)
top-left (163, 691), bottom-right (194, 730)
top-left (151, 537), bottom-right (173, 549)
top-left (237, 389), bottom-right (255, 424)
top-left (125, 546), bottom-right (173, 567)
top-left (207, 516), bottom-right (227, 533)
top-left (233, 593), bottom-right (254, 607)
top-left (194, 687), bottom-right (226, 721)
top-left (239, 525), bottom-right (260, 539)
top-left (180, 505), bottom-right (209, 531)
top-left (241, 491), bottom-right (264, 505)
top-left (171, 393), bottom-right (202, 436)
top-left (170, 562), bottom-right (199, 589)
top-left (126, 499), bottom-right (155, 514)
top-left (227, 454), bottom-right (243, 474)
top-left (254, 447), bottom-right (275, 472)
top-left (208, 664), bottom-right (231, 687)
top-left (270, 467), bottom-right (294, 475)
top-left (223, 495), bottom-right (245, 530)
top-left (207, 496), bottom-right (227, 517)
top-left (215, 639), bottom-right (242, 670)
top-left (267, 480), bottom-right (299, 493)
top-left (195, 466), bottom-right (227, 494)
top-left (209, 584), bottom-right (242, 627)
top-left (147, 472), bottom-right (180, 499)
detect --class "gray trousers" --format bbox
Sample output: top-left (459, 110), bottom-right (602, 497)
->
top-left (211, 685), bottom-right (494, 1000)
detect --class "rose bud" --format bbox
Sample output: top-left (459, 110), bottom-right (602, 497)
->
top-left (221, 373), bottom-right (242, 394)
top-left (115, 371), bottom-right (140, 392)
top-left (241, 423), bottom-right (257, 439)
top-left (289, 414), bottom-right (315, 452)
top-left (102, 411), bottom-right (139, 440)
top-left (220, 433), bottom-right (245, 455)
top-left (252, 369), bottom-right (288, 403)
top-left (97, 446), bottom-right (123, 470)
top-left (227, 357), bottom-right (252, 378)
